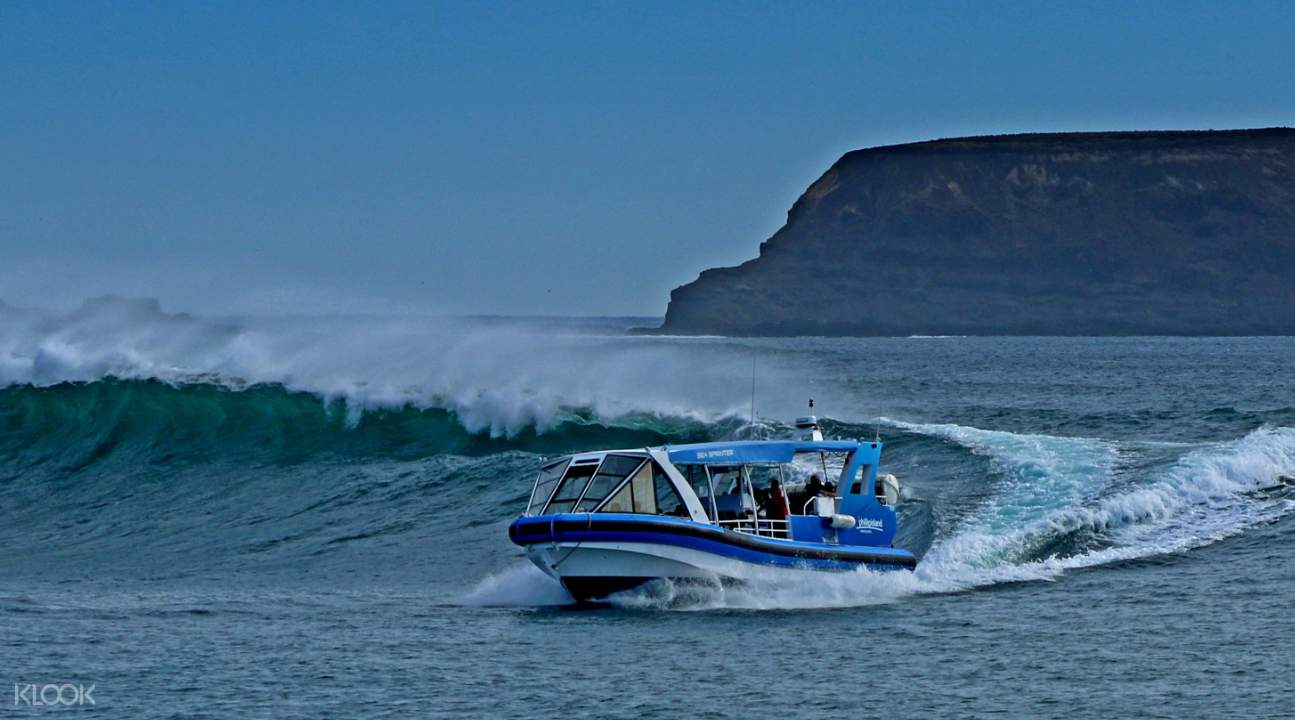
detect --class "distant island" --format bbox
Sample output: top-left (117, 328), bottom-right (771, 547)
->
top-left (656, 128), bottom-right (1295, 336)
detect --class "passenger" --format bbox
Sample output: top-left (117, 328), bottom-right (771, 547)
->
top-left (767, 479), bottom-right (789, 520)
top-left (805, 473), bottom-right (825, 498)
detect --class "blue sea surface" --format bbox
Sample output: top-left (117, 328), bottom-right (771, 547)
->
top-left (1, 303), bottom-right (1293, 718)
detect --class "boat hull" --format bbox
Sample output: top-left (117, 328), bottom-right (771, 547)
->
top-left (510, 514), bottom-right (916, 603)
top-left (524, 542), bottom-right (724, 601)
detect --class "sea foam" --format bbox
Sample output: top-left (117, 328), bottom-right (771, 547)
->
top-left (0, 297), bottom-right (774, 437)
top-left (470, 424), bottom-right (1295, 611)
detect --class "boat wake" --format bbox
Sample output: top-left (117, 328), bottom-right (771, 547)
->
top-left (468, 423), bottom-right (1295, 610)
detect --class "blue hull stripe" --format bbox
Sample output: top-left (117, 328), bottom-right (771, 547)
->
top-left (535, 529), bottom-right (901, 571)
top-left (510, 514), bottom-right (917, 571)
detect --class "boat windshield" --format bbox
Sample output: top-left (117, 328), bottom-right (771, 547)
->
top-left (534, 454), bottom-right (688, 518)
top-left (679, 465), bottom-right (715, 520)
top-left (527, 458), bottom-right (570, 514)
top-left (527, 447), bottom-right (866, 530)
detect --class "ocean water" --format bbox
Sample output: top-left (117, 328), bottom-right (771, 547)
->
top-left (2, 298), bottom-right (1294, 718)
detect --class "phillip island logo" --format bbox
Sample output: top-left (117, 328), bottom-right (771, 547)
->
top-left (14, 683), bottom-right (95, 707)
top-left (854, 518), bottom-right (884, 532)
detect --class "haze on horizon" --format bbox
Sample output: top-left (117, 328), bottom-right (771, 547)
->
top-left (3, 1), bottom-right (1293, 318)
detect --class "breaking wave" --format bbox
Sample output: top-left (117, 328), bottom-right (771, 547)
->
top-left (6, 297), bottom-right (1295, 611)
top-left (0, 296), bottom-right (775, 438)
top-left (0, 379), bottom-right (722, 464)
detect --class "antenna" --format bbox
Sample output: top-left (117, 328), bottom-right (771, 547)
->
top-left (749, 357), bottom-right (757, 430)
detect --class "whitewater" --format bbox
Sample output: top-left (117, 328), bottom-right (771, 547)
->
top-left (3, 297), bottom-right (1294, 718)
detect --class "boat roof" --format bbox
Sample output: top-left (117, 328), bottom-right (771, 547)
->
top-left (664, 440), bottom-right (863, 465)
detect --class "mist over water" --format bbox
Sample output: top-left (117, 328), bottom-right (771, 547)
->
top-left (4, 297), bottom-right (1294, 718)
top-left (0, 297), bottom-right (808, 434)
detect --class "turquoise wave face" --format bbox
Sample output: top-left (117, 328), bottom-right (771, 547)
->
top-left (0, 379), bottom-right (744, 581)
top-left (0, 378), bottom-right (724, 465)
top-left (0, 378), bottom-right (919, 579)
top-left (5, 375), bottom-right (1293, 603)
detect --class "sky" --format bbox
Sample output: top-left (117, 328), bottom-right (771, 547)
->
top-left (2, 1), bottom-right (1293, 317)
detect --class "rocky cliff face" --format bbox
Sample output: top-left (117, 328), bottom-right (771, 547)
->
top-left (659, 129), bottom-right (1295, 335)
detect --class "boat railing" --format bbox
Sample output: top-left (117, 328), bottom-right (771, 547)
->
top-left (803, 496), bottom-right (840, 515)
top-left (716, 518), bottom-right (790, 539)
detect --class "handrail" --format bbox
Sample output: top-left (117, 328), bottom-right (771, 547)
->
top-left (801, 495), bottom-right (841, 515)
top-left (715, 517), bottom-right (790, 539)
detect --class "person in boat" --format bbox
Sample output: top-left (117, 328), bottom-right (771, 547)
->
top-left (788, 473), bottom-right (825, 514)
top-left (766, 478), bottom-right (789, 520)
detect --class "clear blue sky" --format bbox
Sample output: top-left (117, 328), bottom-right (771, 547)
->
top-left (3, 1), bottom-right (1292, 316)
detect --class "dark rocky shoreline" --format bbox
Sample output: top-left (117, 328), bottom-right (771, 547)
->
top-left (657, 128), bottom-right (1295, 336)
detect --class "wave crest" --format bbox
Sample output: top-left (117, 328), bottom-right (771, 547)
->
top-left (0, 379), bottom-right (725, 466)
top-left (0, 297), bottom-right (773, 438)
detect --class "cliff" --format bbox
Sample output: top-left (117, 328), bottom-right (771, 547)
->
top-left (659, 129), bottom-right (1295, 335)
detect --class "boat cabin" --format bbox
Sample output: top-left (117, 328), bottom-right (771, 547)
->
top-left (525, 439), bottom-right (899, 548)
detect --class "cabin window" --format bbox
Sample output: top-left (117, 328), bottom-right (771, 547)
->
top-left (790, 450), bottom-right (847, 490)
top-left (746, 464), bottom-right (789, 521)
top-left (848, 464), bottom-right (873, 495)
top-left (574, 455), bottom-right (645, 511)
top-left (746, 464), bottom-right (781, 489)
top-left (600, 481), bottom-right (633, 513)
top-left (874, 470), bottom-right (894, 505)
top-left (528, 459), bottom-right (569, 514)
top-left (708, 466), bottom-right (742, 495)
top-left (596, 461), bottom-right (687, 517)
top-left (653, 464), bottom-right (687, 516)
top-left (544, 463), bottom-right (598, 514)
top-left (630, 463), bottom-right (655, 513)
top-left (680, 465), bottom-right (715, 519)
top-left (708, 466), bottom-right (749, 520)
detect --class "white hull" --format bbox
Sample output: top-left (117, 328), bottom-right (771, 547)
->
top-left (525, 540), bottom-right (835, 601)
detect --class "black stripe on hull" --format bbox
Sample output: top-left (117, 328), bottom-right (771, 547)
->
top-left (561, 576), bottom-right (726, 604)
top-left (561, 576), bottom-right (654, 603)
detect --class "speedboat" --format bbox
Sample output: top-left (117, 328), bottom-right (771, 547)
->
top-left (508, 415), bottom-right (916, 602)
